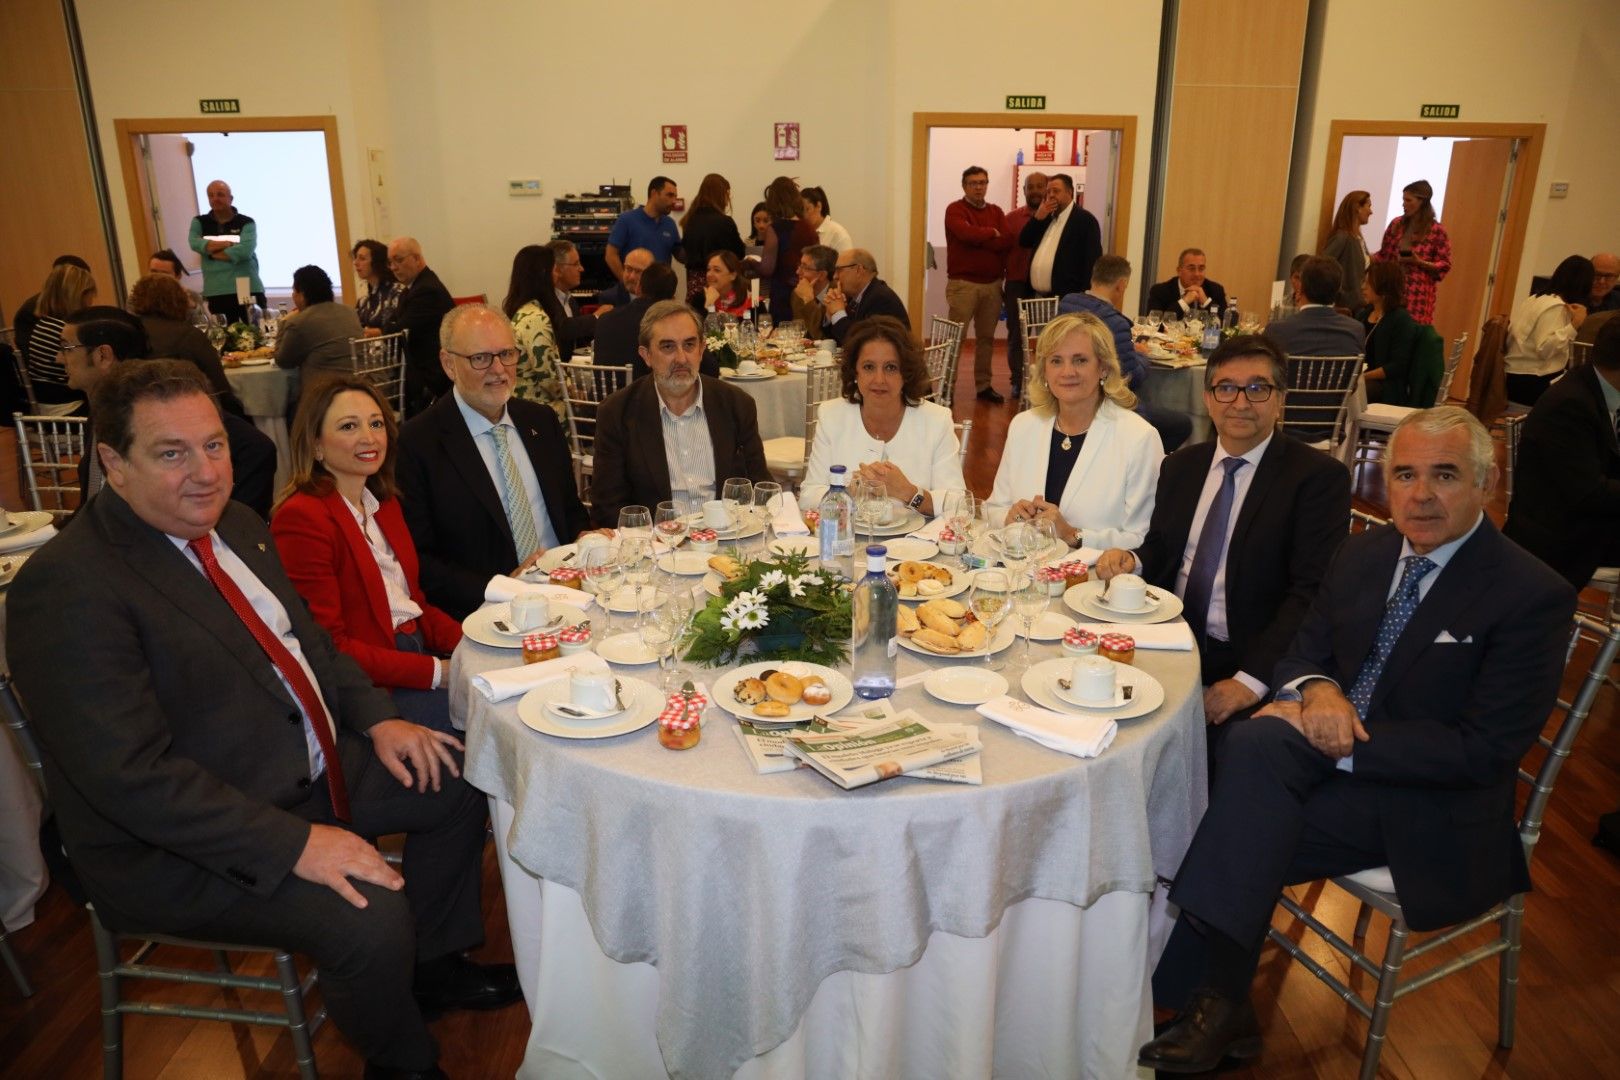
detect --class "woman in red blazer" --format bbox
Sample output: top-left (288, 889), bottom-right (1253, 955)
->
top-left (272, 374), bottom-right (463, 731)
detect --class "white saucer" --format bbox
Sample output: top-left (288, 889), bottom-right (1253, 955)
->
top-left (723, 370), bottom-right (776, 381)
top-left (529, 544), bottom-right (581, 574)
top-left (923, 668), bottom-right (1008, 706)
top-left (595, 584), bottom-right (667, 615)
top-left (881, 536), bottom-right (939, 562)
top-left (462, 603), bottom-right (563, 649)
top-left (853, 502), bottom-right (925, 538)
top-left (595, 633), bottom-right (660, 665)
top-left (1054, 680), bottom-right (1131, 709)
top-left (1020, 658), bottom-right (1164, 721)
top-left (517, 676), bottom-right (661, 739)
top-left (656, 550), bottom-right (711, 576)
top-left (1063, 580), bottom-right (1185, 624)
top-left (1018, 611), bottom-right (1076, 641)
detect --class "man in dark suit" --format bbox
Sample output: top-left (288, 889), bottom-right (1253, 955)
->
top-left (1504, 318), bottom-right (1620, 589)
top-left (547, 239), bottom-right (608, 359)
top-left (397, 303), bottom-right (594, 620)
top-left (590, 300), bottom-right (773, 528)
top-left (1139, 406), bottom-right (1575, 1073)
top-left (1096, 334), bottom-right (1350, 730)
top-left (60, 306), bottom-right (276, 519)
top-left (1264, 257), bottom-right (1366, 357)
top-left (823, 249), bottom-right (910, 346)
top-left (595, 261), bottom-right (677, 375)
top-left (384, 236), bottom-right (455, 415)
top-left (1018, 172), bottom-right (1102, 303)
top-left (8, 360), bottom-right (516, 1080)
top-left (1144, 247), bottom-right (1230, 318)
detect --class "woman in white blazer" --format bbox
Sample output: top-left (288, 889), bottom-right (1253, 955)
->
top-left (987, 311), bottom-right (1163, 550)
top-left (799, 315), bottom-right (965, 515)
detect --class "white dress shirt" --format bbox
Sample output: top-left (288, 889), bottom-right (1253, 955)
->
top-left (454, 388), bottom-right (562, 551)
top-left (659, 381), bottom-right (716, 506)
top-left (817, 217), bottom-right (853, 253)
top-left (342, 488), bottom-right (423, 628)
top-left (1028, 202), bottom-right (1073, 294)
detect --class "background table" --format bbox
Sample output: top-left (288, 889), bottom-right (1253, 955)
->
top-left (223, 363), bottom-right (293, 494)
top-left (451, 605), bottom-right (1207, 1079)
top-left (723, 371), bottom-right (806, 442)
top-left (1138, 360), bottom-right (1210, 444)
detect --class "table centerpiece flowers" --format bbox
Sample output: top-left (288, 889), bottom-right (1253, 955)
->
top-left (705, 331), bottom-right (739, 371)
top-left (224, 321), bottom-right (263, 353)
top-left (683, 552), bottom-right (851, 668)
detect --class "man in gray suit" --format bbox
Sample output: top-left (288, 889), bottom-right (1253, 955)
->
top-left (1265, 257), bottom-right (1366, 357)
top-left (8, 361), bottom-right (516, 1080)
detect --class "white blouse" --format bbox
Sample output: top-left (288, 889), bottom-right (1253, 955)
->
top-left (798, 398), bottom-right (965, 514)
top-left (1503, 293), bottom-right (1579, 378)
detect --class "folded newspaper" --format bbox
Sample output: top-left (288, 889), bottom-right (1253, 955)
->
top-left (779, 710), bottom-right (981, 789)
top-left (734, 703), bottom-right (982, 784)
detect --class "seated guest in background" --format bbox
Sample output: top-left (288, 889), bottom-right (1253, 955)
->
top-left (704, 250), bottom-right (754, 319)
top-left (590, 300), bottom-right (773, 528)
top-left (987, 312), bottom-right (1163, 549)
top-left (798, 316), bottom-right (965, 516)
top-left (1140, 407), bottom-right (1574, 1073)
top-left (383, 236), bottom-right (455, 415)
top-left (21, 260), bottom-right (97, 409)
top-left (1059, 254), bottom-right (1192, 452)
top-left (801, 186), bottom-right (853, 253)
top-left (824, 249), bottom-right (910, 345)
top-left (146, 247), bottom-right (207, 315)
top-left (12, 253), bottom-right (90, 349)
top-left (547, 239), bottom-right (607, 359)
top-left (1096, 335), bottom-right (1350, 736)
top-left (1360, 261), bottom-right (1425, 405)
top-left (273, 375), bottom-right (463, 734)
top-left (60, 307), bottom-right (275, 518)
top-left (351, 239), bottom-right (403, 332)
top-left (275, 265), bottom-right (365, 386)
top-left (1019, 173), bottom-right (1102, 300)
top-left (500, 244), bottom-right (568, 420)
top-left (1503, 255), bottom-right (1593, 407)
top-left (1504, 318), bottom-right (1620, 589)
top-left (606, 176), bottom-right (682, 280)
top-left (592, 247), bottom-right (653, 310)
top-left (129, 272), bottom-right (244, 415)
top-left (397, 304), bottom-right (592, 620)
top-left (1587, 252), bottom-right (1619, 314)
top-left (599, 262), bottom-right (680, 377)
top-left (1145, 247), bottom-right (1229, 318)
top-left (10, 358), bottom-right (514, 1080)
top-left (677, 174), bottom-right (745, 308)
top-left (1265, 257), bottom-right (1365, 358)
top-left (791, 244), bottom-right (836, 332)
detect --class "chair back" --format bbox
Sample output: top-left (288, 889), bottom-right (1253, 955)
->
top-left (955, 418), bottom-right (973, 465)
top-left (1570, 340), bottom-right (1591, 370)
top-left (927, 316), bottom-right (965, 402)
top-left (1349, 508), bottom-right (1390, 534)
top-left (0, 327), bottom-right (14, 348)
top-left (0, 673), bottom-right (45, 799)
top-left (1435, 332), bottom-right (1469, 403)
top-left (1281, 354), bottom-right (1362, 445)
top-left (802, 361), bottom-right (845, 457)
top-left (348, 330), bottom-right (408, 417)
top-left (1017, 297), bottom-right (1060, 409)
top-left (8, 340), bottom-right (40, 415)
top-left (559, 360), bottom-right (632, 489)
top-left (1465, 314), bottom-right (1511, 424)
top-left (14, 412), bottom-right (88, 518)
top-left (922, 341), bottom-right (952, 403)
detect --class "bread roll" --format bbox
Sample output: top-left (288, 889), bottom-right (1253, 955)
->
top-left (897, 605), bottom-right (920, 636)
top-left (922, 598), bottom-right (967, 620)
top-left (754, 700), bottom-right (791, 717)
top-left (910, 627), bottom-right (960, 654)
top-left (733, 677), bottom-right (768, 704)
top-left (918, 605), bottom-right (960, 636)
top-left (708, 555), bottom-right (745, 581)
top-left (956, 621), bottom-right (988, 651)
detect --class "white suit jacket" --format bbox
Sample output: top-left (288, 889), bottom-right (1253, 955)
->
top-left (799, 398), bottom-right (965, 513)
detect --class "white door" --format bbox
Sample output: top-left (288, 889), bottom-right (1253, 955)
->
top-left (141, 134), bottom-right (201, 270)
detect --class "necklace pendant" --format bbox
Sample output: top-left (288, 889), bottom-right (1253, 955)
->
top-left (1061, 435), bottom-right (1072, 451)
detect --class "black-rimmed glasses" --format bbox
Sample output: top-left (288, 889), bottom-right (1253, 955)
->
top-left (1209, 381), bottom-right (1278, 403)
top-left (449, 348), bottom-right (520, 370)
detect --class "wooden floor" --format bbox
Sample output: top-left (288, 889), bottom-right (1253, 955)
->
top-left (3, 357), bottom-right (1618, 1078)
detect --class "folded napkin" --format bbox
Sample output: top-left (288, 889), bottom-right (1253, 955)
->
top-left (483, 577), bottom-right (595, 609)
top-left (908, 515), bottom-right (949, 542)
top-left (768, 491), bottom-right (810, 536)
top-left (976, 695), bottom-right (1117, 758)
top-left (1085, 622), bottom-right (1195, 651)
top-left (785, 362), bottom-right (808, 373)
top-left (472, 650), bottom-right (610, 703)
top-left (0, 521), bottom-right (56, 555)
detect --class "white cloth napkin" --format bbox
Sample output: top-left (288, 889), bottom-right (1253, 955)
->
top-left (483, 577), bottom-right (595, 609)
top-left (0, 522), bottom-right (56, 555)
top-left (908, 516), bottom-right (949, 542)
top-left (768, 492), bottom-right (810, 536)
top-left (1085, 622), bottom-right (1195, 650)
top-left (471, 651), bottom-right (610, 703)
top-left (976, 695), bottom-right (1117, 758)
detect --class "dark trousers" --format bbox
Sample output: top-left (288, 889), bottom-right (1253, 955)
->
top-left (1505, 371), bottom-right (1557, 408)
top-left (205, 292), bottom-right (268, 326)
top-left (390, 628), bottom-right (455, 733)
top-left (1153, 716), bottom-right (1386, 1011)
top-left (1003, 279), bottom-right (1038, 390)
top-left (1138, 400), bottom-right (1194, 453)
top-left (182, 747), bottom-right (489, 1069)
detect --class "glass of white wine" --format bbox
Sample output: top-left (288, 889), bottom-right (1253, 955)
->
top-left (968, 569), bottom-right (1013, 672)
top-left (581, 542), bottom-right (624, 633)
top-left (1011, 572), bottom-right (1049, 672)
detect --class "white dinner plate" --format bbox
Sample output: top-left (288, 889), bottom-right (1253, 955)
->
top-left (1063, 580), bottom-right (1185, 624)
top-left (529, 544), bottom-right (580, 574)
top-left (593, 583), bottom-right (668, 615)
top-left (924, 668), bottom-right (1009, 706)
top-left (1020, 658), bottom-right (1164, 721)
top-left (234, 357), bottom-right (274, 368)
top-left (722, 370), bottom-right (777, 381)
top-left (881, 536), bottom-right (939, 562)
top-left (892, 564), bottom-right (971, 601)
top-left (1018, 610), bottom-right (1076, 641)
top-left (462, 602), bottom-right (564, 649)
top-left (767, 535), bottom-right (819, 558)
top-left (656, 550), bottom-right (712, 576)
top-left (595, 632), bottom-right (661, 665)
top-left (898, 619), bottom-right (1017, 659)
top-left (517, 675), bottom-right (662, 739)
top-left (712, 661), bottom-right (854, 723)
top-left (853, 502), bottom-right (925, 538)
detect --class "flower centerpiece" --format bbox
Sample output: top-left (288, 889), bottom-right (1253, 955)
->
top-left (705, 332), bottom-right (739, 371)
top-left (683, 552), bottom-right (851, 667)
top-left (224, 321), bottom-right (263, 353)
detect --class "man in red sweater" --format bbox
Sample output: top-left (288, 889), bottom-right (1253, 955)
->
top-left (1003, 170), bottom-right (1047, 398)
top-left (945, 166), bottom-right (1015, 403)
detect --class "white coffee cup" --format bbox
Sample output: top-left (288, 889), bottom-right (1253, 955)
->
top-left (1069, 655), bottom-right (1117, 703)
top-left (1107, 573), bottom-right (1148, 612)
top-left (702, 499), bottom-right (733, 530)
top-left (570, 671), bottom-right (618, 713)
top-left (511, 593), bottom-right (551, 631)
top-left (736, 359), bottom-right (761, 374)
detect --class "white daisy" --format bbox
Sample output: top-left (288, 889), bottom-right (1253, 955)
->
top-left (737, 607), bottom-right (770, 630)
top-left (758, 569), bottom-right (787, 590)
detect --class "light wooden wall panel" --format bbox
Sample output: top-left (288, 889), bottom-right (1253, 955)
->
top-left (1156, 0), bottom-right (1309, 319)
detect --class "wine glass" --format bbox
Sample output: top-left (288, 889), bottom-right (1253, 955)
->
top-left (581, 542), bottom-right (624, 633)
top-left (1011, 572), bottom-right (1049, 673)
top-left (618, 505), bottom-right (651, 542)
top-left (654, 500), bottom-right (688, 559)
top-left (949, 492), bottom-right (984, 571)
top-left (756, 313), bottom-right (774, 340)
top-left (646, 588), bottom-right (696, 691)
top-left (621, 537), bottom-right (655, 628)
top-left (1030, 518), bottom-right (1061, 565)
top-left (850, 474), bottom-right (887, 534)
top-left (720, 478), bottom-right (753, 553)
top-left (751, 482), bottom-right (782, 557)
top-left (998, 521), bottom-right (1039, 579)
top-left (967, 569), bottom-right (1013, 672)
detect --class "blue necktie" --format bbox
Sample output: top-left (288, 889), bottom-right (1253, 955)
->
top-left (1346, 555), bottom-right (1437, 717)
top-left (1182, 457), bottom-right (1247, 640)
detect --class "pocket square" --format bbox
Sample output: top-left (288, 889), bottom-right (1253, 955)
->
top-left (1434, 630), bottom-right (1473, 644)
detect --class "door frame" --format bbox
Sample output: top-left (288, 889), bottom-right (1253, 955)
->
top-left (112, 115), bottom-right (354, 301)
top-left (907, 111), bottom-right (1139, 326)
top-left (1317, 119), bottom-right (1544, 321)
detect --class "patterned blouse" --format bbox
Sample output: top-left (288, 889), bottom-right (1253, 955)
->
top-left (1374, 217), bottom-right (1452, 325)
top-left (354, 280), bottom-right (403, 330)
top-left (510, 301), bottom-right (565, 420)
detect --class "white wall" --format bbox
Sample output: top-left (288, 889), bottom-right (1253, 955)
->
top-left (188, 131), bottom-right (338, 291)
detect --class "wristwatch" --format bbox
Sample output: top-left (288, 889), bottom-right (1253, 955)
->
top-left (907, 489), bottom-right (926, 510)
top-left (1067, 530), bottom-right (1084, 549)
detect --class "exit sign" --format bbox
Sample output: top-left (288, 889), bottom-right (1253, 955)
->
top-left (1005, 95), bottom-right (1046, 111)
top-left (1420, 103), bottom-right (1460, 119)
top-left (199, 98), bottom-right (240, 115)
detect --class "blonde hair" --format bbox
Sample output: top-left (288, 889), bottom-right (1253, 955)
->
top-left (37, 264), bottom-right (97, 318)
top-left (1027, 312), bottom-right (1137, 412)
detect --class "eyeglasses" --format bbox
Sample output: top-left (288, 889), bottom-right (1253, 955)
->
top-left (449, 348), bottom-right (520, 370)
top-left (56, 341), bottom-right (89, 357)
top-left (833, 264), bottom-right (858, 273)
top-left (1209, 381), bottom-right (1278, 403)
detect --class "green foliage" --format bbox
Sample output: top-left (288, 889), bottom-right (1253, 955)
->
top-left (682, 552), bottom-right (852, 668)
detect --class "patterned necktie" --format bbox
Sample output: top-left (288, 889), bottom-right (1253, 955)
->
top-left (1345, 555), bottom-right (1437, 718)
top-left (188, 535), bottom-right (350, 820)
top-left (86, 447), bottom-right (104, 496)
top-left (1612, 407), bottom-right (1619, 447)
top-left (491, 423), bottom-right (541, 559)
top-left (1182, 457), bottom-right (1247, 640)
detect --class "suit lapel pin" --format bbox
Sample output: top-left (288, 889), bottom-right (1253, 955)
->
top-left (257, 543), bottom-right (267, 552)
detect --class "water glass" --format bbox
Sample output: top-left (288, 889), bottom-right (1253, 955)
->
top-left (581, 543), bottom-right (624, 632)
top-left (654, 500), bottom-right (688, 552)
top-left (967, 570), bottom-right (1013, 672)
top-left (621, 538), bottom-right (655, 626)
top-left (618, 505), bottom-right (652, 541)
top-left (751, 482), bottom-right (782, 556)
top-left (720, 478), bottom-right (753, 550)
top-left (1011, 572), bottom-right (1049, 672)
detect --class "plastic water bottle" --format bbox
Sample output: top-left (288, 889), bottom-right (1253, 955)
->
top-left (1201, 312), bottom-right (1222, 353)
top-left (817, 465), bottom-right (855, 573)
top-left (246, 299), bottom-right (264, 331)
top-left (852, 544), bottom-right (897, 700)
top-left (1223, 296), bottom-right (1241, 334)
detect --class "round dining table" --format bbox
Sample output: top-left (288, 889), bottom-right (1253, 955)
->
top-left (449, 573), bottom-right (1208, 1079)
top-left (1137, 359), bottom-right (1211, 444)
top-left (719, 369), bottom-right (807, 442)
top-left (222, 362), bottom-right (294, 494)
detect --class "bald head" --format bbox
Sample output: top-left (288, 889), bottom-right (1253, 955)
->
top-left (1592, 252), bottom-right (1618, 304)
top-left (623, 248), bottom-right (654, 295)
top-left (388, 236), bottom-right (426, 286)
top-left (832, 248), bottom-right (878, 296)
top-left (205, 179), bottom-right (233, 218)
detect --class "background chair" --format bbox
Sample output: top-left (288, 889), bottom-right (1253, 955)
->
top-left (1, 673), bottom-right (44, 997)
top-left (348, 330), bottom-right (408, 417)
top-left (1280, 354), bottom-right (1362, 452)
top-left (954, 418), bottom-right (973, 466)
top-left (921, 341), bottom-right (953, 405)
top-left (1350, 332), bottom-right (1469, 465)
top-left (925, 315), bottom-right (964, 403)
top-left (14, 412), bottom-right (88, 518)
top-left (1016, 296), bottom-right (1059, 411)
top-left (559, 359), bottom-right (631, 503)
top-left (763, 362), bottom-right (843, 491)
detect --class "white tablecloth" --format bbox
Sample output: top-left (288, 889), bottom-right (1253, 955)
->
top-left (224, 364), bottom-right (294, 495)
top-left (451, 598), bottom-right (1207, 1079)
top-left (724, 371), bottom-right (806, 442)
top-left (1138, 361), bottom-right (1211, 444)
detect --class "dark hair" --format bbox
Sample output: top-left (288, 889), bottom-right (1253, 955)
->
top-left (502, 244), bottom-right (567, 333)
top-left (1538, 255), bottom-right (1595, 306)
top-left (1298, 257), bottom-right (1343, 306)
top-left (1401, 180), bottom-right (1436, 239)
top-left (1365, 261), bottom-right (1406, 311)
top-left (680, 172), bottom-right (730, 231)
top-left (1205, 333), bottom-right (1288, 391)
top-left (706, 250), bottom-right (748, 306)
top-left (1591, 318), bottom-right (1620, 372)
top-left (282, 373), bottom-right (399, 506)
top-left (1091, 255), bottom-right (1132, 287)
top-left (1048, 173), bottom-right (1075, 195)
top-left (292, 265), bottom-right (335, 306)
top-left (53, 254), bottom-right (91, 271)
top-left (149, 248), bottom-right (186, 276)
top-left (128, 273), bottom-right (191, 321)
top-left (90, 358), bottom-right (215, 458)
top-left (801, 244), bottom-right (836, 276)
top-left (1331, 190), bottom-right (1371, 235)
top-left (1177, 247), bottom-right (1206, 267)
top-left (639, 262), bottom-right (678, 301)
top-left (351, 238), bottom-right (397, 285)
top-left (638, 300), bottom-right (702, 349)
top-left (960, 166), bottom-right (988, 184)
top-left (66, 305), bottom-right (148, 362)
top-left (802, 186), bottom-right (831, 216)
top-left (545, 238), bottom-right (577, 264)
top-left (747, 201), bottom-right (771, 244)
top-left (762, 176), bottom-right (802, 221)
top-left (648, 175), bottom-right (675, 197)
top-left (840, 316), bottom-right (931, 406)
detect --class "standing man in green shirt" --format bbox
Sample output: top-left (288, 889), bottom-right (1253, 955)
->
top-left (188, 179), bottom-right (265, 325)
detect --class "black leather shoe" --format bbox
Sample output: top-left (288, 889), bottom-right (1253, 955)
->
top-left (413, 953), bottom-right (522, 1017)
top-left (976, 387), bottom-right (1005, 403)
top-left (364, 1065), bottom-right (447, 1080)
top-left (1137, 989), bottom-right (1260, 1073)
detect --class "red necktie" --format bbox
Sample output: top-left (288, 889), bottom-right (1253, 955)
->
top-left (188, 535), bottom-right (351, 820)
